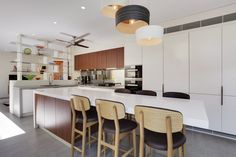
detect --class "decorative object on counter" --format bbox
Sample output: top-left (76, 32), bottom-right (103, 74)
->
top-left (36, 45), bottom-right (44, 55)
top-left (116, 5), bottom-right (150, 34)
top-left (101, 0), bottom-right (128, 18)
top-left (12, 65), bottom-right (17, 72)
top-left (136, 25), bottom-right (164, 46)
top-left (24, 74), bottom-right (36, 80)
top-left (23, 48), bottom-right (32, 55)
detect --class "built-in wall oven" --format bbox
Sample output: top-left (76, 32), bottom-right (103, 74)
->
top-left (125, 65), bottom-right (142, 93)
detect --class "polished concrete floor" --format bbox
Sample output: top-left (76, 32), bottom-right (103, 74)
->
top-left (1, 104), bottom-right (236, 157)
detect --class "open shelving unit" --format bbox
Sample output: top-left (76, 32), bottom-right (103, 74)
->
top-left (10, 34), bottom-right (72, 80)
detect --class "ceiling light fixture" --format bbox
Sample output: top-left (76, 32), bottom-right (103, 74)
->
top-left (116, 5), bottom-right (150, 34)
top-left (136, 25), bottom-right (164, 46)
top-left (81, 6), bottom-right (86, 10)
top-left (53, 21), bottom-right (57, 24)
top-left (101, 0), bottom-right (128, 18)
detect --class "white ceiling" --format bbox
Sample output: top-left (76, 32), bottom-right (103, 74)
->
top-left (0, 0), bottom-right (236, 52)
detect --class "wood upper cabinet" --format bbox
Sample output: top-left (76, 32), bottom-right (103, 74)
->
top-left (74, 47), bottom-right (124, 70)
top-left (116, 47), bottom-right (124, 68)
top-left (97, 51), bottom-right (107, 69)
top-left (106, 50), bottom-right (117, 68)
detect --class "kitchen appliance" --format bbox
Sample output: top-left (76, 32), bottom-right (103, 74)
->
top-left (125, 65), bottom-right (142, 93)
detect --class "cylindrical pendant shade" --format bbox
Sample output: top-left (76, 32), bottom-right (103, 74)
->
top-left (136, 25), bottom-right (164, 46)
top-left (116, 5), bottom-right (150, 34)
top-left (101, 0), bottom-right (128, 18)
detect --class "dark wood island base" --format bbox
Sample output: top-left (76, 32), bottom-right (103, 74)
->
top-left (35, 94), bottom-right (72, 143)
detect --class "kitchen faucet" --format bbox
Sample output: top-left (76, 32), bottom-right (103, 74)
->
top-left (49, 73), bottom-right (53, 85)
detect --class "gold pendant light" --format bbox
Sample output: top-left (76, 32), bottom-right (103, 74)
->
top-left (101, 0), bottom-right (129, 18)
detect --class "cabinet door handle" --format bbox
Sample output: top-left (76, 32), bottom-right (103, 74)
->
top-left (162, 84), bottom-right (164, 94)
top-left (221, 86), bottom-right (223, 106)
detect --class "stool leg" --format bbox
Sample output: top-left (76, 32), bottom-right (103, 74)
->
top-left (81, 127), bottom-right (87, 157)
top-left (114, 132), bottom-right (120, 157)
top-left (178, 146), bottom-right (183, 157)
top-left (70, 120), bottom-right (75, 157)
top-left (97, 126), bottom-right (102, 157)
top-left (88, 126), bottom-right (91, 149)
top-left (103, 132), bottom-right (106, 157)
top-left (132, 130), bottom-right (137, 157)
top-left (183, 144), bottom-right (186, 157)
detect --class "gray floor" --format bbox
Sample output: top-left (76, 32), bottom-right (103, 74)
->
top-left (1, 104), bottom-right (236, 157)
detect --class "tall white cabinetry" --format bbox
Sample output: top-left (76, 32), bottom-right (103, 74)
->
top-left (142, 45), bottom-right (163, 93)
top-left (163, 32), bottom-right (189, 93)
top-left (222, 21), bottom-right (236, 135)
top-left (189, 25), bottom-right (222, 131)
top-left (124, 36), bottom-right (143, 66)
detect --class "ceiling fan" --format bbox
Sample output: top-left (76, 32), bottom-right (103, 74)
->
top-left (56, 32), bottom-right (91, 48)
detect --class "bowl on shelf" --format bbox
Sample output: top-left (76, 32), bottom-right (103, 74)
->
top-left (23, 48), bottom-right (32, 55)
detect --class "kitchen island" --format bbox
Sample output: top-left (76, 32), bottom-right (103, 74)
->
top-left (33, 86), bottom-right (209, 143)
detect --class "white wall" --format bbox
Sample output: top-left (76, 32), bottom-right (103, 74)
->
top-left (0, 52), bottom-right (16, 98)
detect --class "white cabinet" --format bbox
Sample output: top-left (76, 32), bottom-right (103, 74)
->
top-left (191, 94), bottom-right (221, 131)
top-left (124, 36), bottom-right (143, 66)
top-left (223, 21), bottom-right (236, 96)
top-left (189, 26), bottom-right (222, 95)
top-left (142, 45), bottom-right (163, 92)
top-left (163, 32), bottom-right (189, 93)
top-left (222, 96), bottom-right (236, 135)
top-left (221, 22), bottom-right (236, 135)
top-left (22, 89), bottom-right (34, 116)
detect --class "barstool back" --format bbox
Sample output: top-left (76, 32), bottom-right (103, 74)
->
top-left (135, 106), bottom-right (183, 133)
top-left (71, 96), bottom-right (91, 112)
top-left (96, 99), bottom-right (125, 120)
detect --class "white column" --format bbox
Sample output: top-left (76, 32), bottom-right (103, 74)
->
top-left (16, 34), bottom-right (22, 80)
top-left (43, 41), bottom-right (49, 80)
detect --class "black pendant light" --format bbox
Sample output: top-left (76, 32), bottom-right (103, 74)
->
top-left (116, 5), bottom-right (150, 34)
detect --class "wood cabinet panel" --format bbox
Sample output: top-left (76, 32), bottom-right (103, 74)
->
top-left (116, 48), bottom-right (124, 68)
top-left (44, 96), bottom-right (56, 133)
top-left (97, 51), bottom-right (107, 69)
top-left (35, 94), bottom-right (45, 127)
top-left (55, 99), bottom-right (72, 143)
top-left (74, 47), bottom-right (124, 70)
top-left (106, 50), bottom-right (117, 68)
top-left (35, 94), bottom-right (72, 143)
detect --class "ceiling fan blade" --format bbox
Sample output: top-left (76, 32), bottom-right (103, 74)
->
top-left (84, 39), bottom-right (93, 43)
top-left (60, 32), bottom-right (76, 38)
top-left (56, 39), bottom-right (71, 43)
top-left (75, 44), bottom-right (89, 48)
top-left (66, 44), bottom-right (73, 48)
top-left (75, 33), bottom-right (90, 40)
top-left (75, 39), bottom-right (85, 44)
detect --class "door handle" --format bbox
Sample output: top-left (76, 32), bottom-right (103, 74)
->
top-left (221, 86), bottom-right (223, 106)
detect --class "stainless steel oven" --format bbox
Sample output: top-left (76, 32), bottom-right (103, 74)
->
top-left (125, 65), bottom-right (142, 79)
top-left (125, 65), bottom-right (142, 93)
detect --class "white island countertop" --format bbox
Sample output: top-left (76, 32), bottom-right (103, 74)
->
top-left (34, 86), bottom-right (209, 129)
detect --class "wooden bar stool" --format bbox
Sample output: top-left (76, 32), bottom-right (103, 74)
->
top-left (96, 99), bottom-right (137, 157)
top-left (70, 96), bottom-right (98, 157)
top-left (135, 106), bottom-right (186, 157)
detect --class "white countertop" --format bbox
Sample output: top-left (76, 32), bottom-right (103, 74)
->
top-left (34, 86), bottom-right (209, 129)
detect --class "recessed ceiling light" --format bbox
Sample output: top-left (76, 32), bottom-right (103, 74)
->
top-left (53, 21), bottom-right (57, 24)
top-left (81, 6), bottom-right (86, 10)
